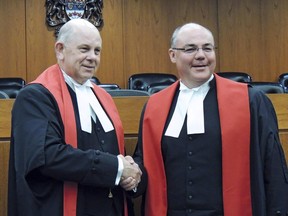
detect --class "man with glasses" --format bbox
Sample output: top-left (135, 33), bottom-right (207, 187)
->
top-left (133, 23), bottom-right (288, 215)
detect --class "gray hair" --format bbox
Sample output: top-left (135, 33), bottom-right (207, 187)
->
top-left (170, 23), bottom-right (214, 47)
top-left (56, 19), bottom-right (97, 44)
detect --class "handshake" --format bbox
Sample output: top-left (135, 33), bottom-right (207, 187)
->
top-left (118, 155), bottom-right (142, 191)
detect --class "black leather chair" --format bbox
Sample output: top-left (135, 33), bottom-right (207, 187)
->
top-left (98, 84), bottom-right (120, 91)
top-left (0, 90), bottom-right (9, 99)
top-left (249, 82), bottom-right (285, 94)
top-left (216, 72), bottom-right (252, 83)
top-left (147, 81), bottom-right (175, 94)
top-left (128, 73), bottom-right (178, 91)
top-left (90, 76), bottom-right (101, 85)
top-left (106, 89), bottom-right (150, 97)
top-left (278, 73), bottom-right (288, 93)
top-left (0, 77), bottom-right (26, 98)
top-left (90, 76), bottom-right (120, 91)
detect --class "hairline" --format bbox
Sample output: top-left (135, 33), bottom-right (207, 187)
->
top-left (56, 19), bottom-right (99, 45)
top-left (170, 23), bottom-right (214, 48)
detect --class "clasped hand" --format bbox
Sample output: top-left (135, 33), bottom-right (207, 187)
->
top-left (118, 155), bottom-right (142, 191)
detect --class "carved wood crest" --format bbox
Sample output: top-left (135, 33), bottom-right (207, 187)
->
top-left (45, 0), bottom-right (104, 37)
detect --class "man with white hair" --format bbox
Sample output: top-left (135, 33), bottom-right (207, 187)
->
top-left (8, 19), bottom-right (144, 216)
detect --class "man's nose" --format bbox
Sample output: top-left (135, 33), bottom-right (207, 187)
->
top-left (87, 50), bottom-right (98, 60)
top-left (194, 49), bottom-right (206, 59)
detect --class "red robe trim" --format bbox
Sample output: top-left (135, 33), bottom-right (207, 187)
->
top-left (142, 74), bottom-right (252, 216)
top-left (32, 64), bottom-right (125, 216)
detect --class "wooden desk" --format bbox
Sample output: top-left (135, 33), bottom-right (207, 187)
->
top-left (113, 96), bottom-right (148, 135)
top-left (0, 97), bottom-right (148, 138)
top-left (1, 94), bottom-right (288, 216)
top-left (2, 94), bottom-right (287, 136)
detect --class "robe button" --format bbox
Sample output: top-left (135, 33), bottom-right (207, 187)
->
top-left (101, 140), bottom-right (105, 144)
top-left (188, 195), bottom-right (193, 200)
top-left (188, 151), bottom-right (193, 156)
top-left (97, 127), bottom-right (101, 132)
top-left (276, 211), bottom-right (281, 216)
top-left (188, 136), bottom-right (193, 140)
top-left (95, 150), bottom-right (100, 155)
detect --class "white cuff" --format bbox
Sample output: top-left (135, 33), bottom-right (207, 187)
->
top-left (115, 155), bottom-right (124, 185)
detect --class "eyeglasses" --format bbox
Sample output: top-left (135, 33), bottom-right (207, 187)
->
top-left (172, 44), bottom-right (216, 54)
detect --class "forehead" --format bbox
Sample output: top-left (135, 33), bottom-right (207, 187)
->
top-left (176, 26), bottom-right (214, 46)
top-left (68, 27), bottom-right (102, 47)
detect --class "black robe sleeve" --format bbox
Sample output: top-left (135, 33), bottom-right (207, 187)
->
top-left (9, 84), bottom-right (120, 199)
top-left (249, 88), bottom-right (288, 214)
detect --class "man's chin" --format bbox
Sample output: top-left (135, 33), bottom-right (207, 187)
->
top-left (81, 69), bottom-right (95, 77)
top-left (193, 70), bottom-right (212, 77)
top-left (192, 71), bottom-right (212, 81)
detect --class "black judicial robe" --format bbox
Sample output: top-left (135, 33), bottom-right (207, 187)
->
top-left (8, 84), bottom-right (125, 216)
top-left (134, 77), bottom-right (288, 215)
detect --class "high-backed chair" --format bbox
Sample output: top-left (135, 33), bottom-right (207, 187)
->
top-left (216, 72), bottom-right (252, 83)
top-left (147, 81), bottom-right (175, 94)
top-left (128, 73), bottom-right (178, 91)
top-left (0, 90), bottom-right (9, 99)
top-left (90, 76), bottom-right (120, 91)
top-left (278, 73), bottom-right (288, 92)
top-left (0, 77), bottom-right (26, 98)
top-left (98, 84), bottom-right (120, 91)
top-left (90, 76), bottom-right (101, 85)
top-left (106, 89), bottom-right (150, 97)
top-left (249, 82), bottom-right (285, 94)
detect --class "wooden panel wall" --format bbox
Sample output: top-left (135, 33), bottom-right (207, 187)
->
top-left (24, 0), bottom-right (125, 83)
top-left (123, 0), bottom-right (219, 81)
top-left (0, 0), bottom-right (26, 79)
top-left (218, 0), bottom-right (288, 81)
top-left (26, 0), bottom-right (56, 81)
top-left (2, 0), bottom-right (288, 87)
top-left (260, 0), bottom-right (288, 80)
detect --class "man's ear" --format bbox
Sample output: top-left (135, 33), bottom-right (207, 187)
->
top-left (168, 48), bottom-right (176, 63)
top-left (55, 42), bottom-right (64, 60)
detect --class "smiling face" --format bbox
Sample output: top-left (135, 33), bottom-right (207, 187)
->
top-left (169, 24), bottom-right (216, 88)
top-left (55, 19), bottom-right (102, 84)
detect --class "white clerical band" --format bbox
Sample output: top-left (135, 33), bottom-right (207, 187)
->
top-left (75, 81), bottom-right (114, 133)
top-left (165, 85), bottom-right (194, 137)
top-left (75, 84), bottom-right (93, 133)
top-left (187, 89), bottom-right (205, 134)
top-left (86, 86), bottom-right (114, 133)
top-left (62, 71), bottom-right (114, 134)
top-left (165, 75), bottom-right (213, 138)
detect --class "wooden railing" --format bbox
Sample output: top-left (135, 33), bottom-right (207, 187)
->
top-left (1, 94), bottom-right (288, 216)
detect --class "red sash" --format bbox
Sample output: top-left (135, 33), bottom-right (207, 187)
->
top-left (32, 64), bottom-right (125, 216)
top-left (143, 74), bottom-right (252, 216)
